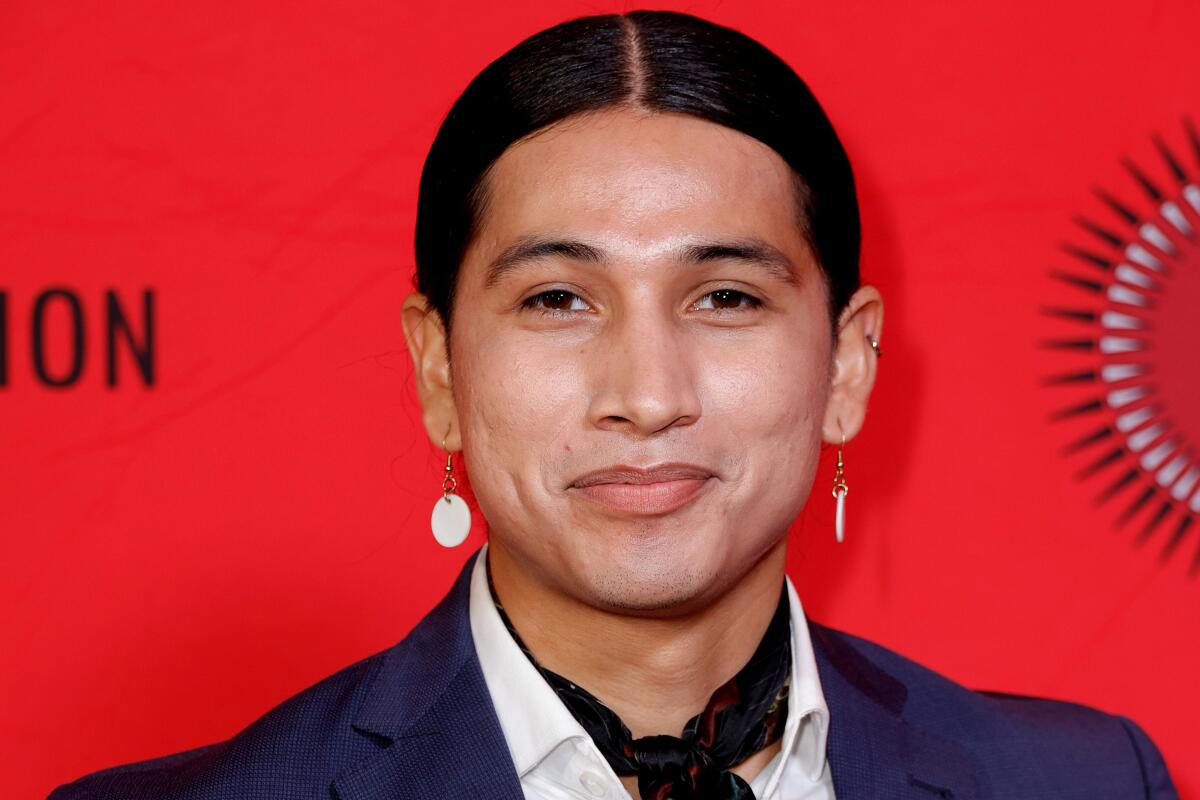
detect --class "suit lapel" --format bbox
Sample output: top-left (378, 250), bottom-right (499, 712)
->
top-left (331, 546), bottom-right (984, 800)
top-left (332, 546), bottom-right (525, 800)
top-left (809, 620), bottom-right (987, 800)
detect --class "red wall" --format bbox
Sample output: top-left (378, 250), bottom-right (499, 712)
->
top-left (2, 2), bottom-right (1197, 797)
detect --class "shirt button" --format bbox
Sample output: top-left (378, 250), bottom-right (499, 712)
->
top-left (578, 770), bottom-right (608, 797)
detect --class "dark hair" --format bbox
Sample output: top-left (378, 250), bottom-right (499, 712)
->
top-left (414, 9), bottom-right (860, 343)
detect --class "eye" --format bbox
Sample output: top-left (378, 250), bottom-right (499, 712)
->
top-left (694, 289), bottom-right (764, 312)
top-left (519, 289), bottom-right (591, 316)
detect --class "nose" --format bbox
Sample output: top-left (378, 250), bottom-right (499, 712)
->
top-left (587, 308), bottom-right (702, 437)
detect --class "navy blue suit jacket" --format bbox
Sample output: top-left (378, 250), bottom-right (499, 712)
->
top-left (49, 547), bottom-right (1179, 799)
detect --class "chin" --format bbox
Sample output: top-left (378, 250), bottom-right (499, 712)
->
top-left (575, 551), bottom-right (725, 615)
top-left (588, 582), bottom-right (705, 614)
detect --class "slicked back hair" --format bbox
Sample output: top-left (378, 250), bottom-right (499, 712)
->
top-left (414, 10), bottom-right (860, 345)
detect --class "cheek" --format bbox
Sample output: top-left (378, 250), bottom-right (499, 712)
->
top-left (453, 333), bottom-right (585, 488)
top-left (699, 325), bottom-right (830, 505)
top-left (702, 327), bottom-right (829, 437)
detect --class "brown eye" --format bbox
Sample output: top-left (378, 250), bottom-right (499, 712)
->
top-left (520, 289), bottom-right (589, 315)
top-left (697, 289), bottom-right (763, 311)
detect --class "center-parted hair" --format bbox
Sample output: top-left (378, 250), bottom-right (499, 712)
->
top-left (414, 10), bottom-right (860, 343)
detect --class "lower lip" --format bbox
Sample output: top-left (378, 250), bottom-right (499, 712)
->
top-left (572, 477), bottom-right (714, 515)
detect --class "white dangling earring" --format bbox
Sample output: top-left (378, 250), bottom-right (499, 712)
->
top-left (431, 437), bottom-right (471, 548)
top-left (831, 431), bottom-right (848, 543)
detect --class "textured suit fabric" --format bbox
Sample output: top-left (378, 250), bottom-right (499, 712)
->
top-left (48, 546), bottom-right (1180, 800)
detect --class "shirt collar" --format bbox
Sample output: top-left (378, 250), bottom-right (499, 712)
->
top-left (768, 567), bottom-right (831, 790)
top-left (468, 540), bottom-right (593, 776)
top-left (467, 540), bottom-right (831, 786)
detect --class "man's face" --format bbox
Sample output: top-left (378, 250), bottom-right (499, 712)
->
top-left (445, 107), bottom-right (835, 613)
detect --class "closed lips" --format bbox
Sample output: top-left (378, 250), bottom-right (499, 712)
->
top-left (571, 464), bottom-right (714, 487)
top-left (569, 465), bottom-right (717, 516)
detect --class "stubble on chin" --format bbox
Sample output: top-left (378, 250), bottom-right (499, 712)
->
top-left (577, 557), bottom-right (718, 616)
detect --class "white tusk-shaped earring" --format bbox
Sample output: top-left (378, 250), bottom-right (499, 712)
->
top-left (831, 431), bottom-right (848, 544)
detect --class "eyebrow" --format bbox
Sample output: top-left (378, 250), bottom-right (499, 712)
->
top-left (482, 235), bottom-right (801, 290)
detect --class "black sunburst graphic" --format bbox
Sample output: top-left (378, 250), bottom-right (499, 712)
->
top-left (1041, 119), bottom-right (1200, 577)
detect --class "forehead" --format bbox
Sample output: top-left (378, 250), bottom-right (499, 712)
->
top-left (467, 108), bottom-right (807, 264)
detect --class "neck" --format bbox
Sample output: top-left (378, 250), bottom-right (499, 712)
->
top-left (485, 536), bottom-right (790, 740)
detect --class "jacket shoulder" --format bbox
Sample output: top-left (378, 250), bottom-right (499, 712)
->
top-left (812, 622), bottom-right (1179, 798)
top-left (46, 649), bottom-right (389, 800)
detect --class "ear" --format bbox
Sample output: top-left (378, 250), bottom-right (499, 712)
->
top-left (400, 291), bottom-right (462, 451)
top-left (822, 285), bottom-right (884, 444)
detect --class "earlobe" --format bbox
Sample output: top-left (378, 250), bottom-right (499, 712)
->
top-left (400, 291), bottom-right (462, 451)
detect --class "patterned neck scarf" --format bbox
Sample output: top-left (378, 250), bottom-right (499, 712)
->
top-left (485, 553), bottom-right (792, 800)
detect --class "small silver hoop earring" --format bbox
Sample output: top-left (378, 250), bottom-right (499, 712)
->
top-left (431, 435), bottom-right (471, 548)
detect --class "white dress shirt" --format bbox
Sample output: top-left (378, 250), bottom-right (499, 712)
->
top-left (468, 541), bottom-right (837, 800)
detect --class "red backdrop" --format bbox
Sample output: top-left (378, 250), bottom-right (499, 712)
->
top-left (2, 2), bottom-right (1197, 798)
